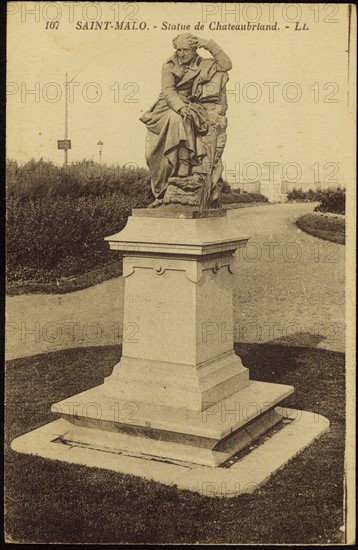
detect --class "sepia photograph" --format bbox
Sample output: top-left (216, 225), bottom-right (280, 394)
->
top-left (5, 1), bottom-right (356, 544)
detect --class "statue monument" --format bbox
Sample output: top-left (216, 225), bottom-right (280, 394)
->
top-left (12, 36), bottom-right (329, 497)
top-left (140, 34), bottom-right (231, 210)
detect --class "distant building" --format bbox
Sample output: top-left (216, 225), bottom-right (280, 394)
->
top-left (223, 168), bottom-right (345, 203)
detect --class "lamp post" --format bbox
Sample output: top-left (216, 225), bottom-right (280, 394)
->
top-left (64, 72), bottom-right (68, 166)
top-left (97, 140), bottom-right (104, 164)
top-left (57, 72), bottom-right (71, 167)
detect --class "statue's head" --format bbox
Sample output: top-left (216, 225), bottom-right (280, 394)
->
top-left (172, 33), bottom-right (198, 65)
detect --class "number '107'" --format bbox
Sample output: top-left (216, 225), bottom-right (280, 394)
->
top-left (46, 21), bottom-right (60, 30)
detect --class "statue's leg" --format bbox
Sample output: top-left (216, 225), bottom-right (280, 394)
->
top-left (145, 124), bottom-right (177, 199)
top-left (147, 198), bottom-right (164, 208)
top-left (177, 145), bottom-right (190, 177)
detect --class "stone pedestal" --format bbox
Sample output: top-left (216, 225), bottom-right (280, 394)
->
top-left (49, 207), bottom-right (294, 467)
top-left (12, 205), bottom-right (330, 492)
top-left (103, 209), bottom-right (250, 411)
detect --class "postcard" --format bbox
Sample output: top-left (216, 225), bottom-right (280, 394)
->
top-left (5, 2), bottom-right (356, 545)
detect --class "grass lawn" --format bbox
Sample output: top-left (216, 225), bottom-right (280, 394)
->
top-left (6, 260), bottom-right (122, 296)
top-left (296, 213), bottom-right (345, 245)
top-left (5, 343), bottom-right (345, 544)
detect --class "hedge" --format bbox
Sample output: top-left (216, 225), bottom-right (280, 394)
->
top-left (314, 187), bottom-right (345, 215)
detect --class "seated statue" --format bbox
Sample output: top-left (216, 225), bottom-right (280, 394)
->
top-left (140, 34), bottom-right (232, 209)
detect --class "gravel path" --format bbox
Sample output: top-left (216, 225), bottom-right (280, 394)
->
top-left (6, 203), bottom-right (344, 360)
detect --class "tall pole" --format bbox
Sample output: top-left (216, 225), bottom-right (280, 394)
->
top-left (64, 72), bottom-right (68, 167)
top-left (97, 140), bottom-right (104, 164)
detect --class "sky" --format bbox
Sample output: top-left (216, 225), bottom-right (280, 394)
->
top-left (7, 2), bottom-right (355, 186)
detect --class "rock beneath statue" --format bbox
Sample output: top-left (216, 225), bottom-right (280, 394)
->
top-left (167, 175), bottom-right (204, 191)
top-left (163, 187), bottom-right (199, 206)
top-left (163, 175), bottom-right (205, 206)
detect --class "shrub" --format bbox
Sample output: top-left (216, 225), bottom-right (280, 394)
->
top-left (286, 187), bottom-right (342, 203)
top-left (6, 158), bottom-right (152, 204)
top-left (220, 179), bottom-right (232, 194)
top-left (6, 158), bottom-right (154, 284)
top-left (287, 188), bottom-right (309, 201)
top-left (6, 192), bottom-right (148, 283)
top-left (314, 187), bottom-right (345, 215)
top-left (221, 191), bottom-right (268, 204)
top-left (306, 188), bottom-right (319, 201)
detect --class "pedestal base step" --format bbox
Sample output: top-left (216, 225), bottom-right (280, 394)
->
top-left (56, 404), bottom-right (284, 467)
top-left (104, 351), bottom-right (250, 412)
top-left (11, 408), bottom-right (329, 498)
top-left (49, 380), bottom-right (294, 466)
top-left (51, 380), bottom-right (294, 439)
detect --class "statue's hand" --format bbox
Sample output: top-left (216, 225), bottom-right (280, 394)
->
top-left (195, 37), bottom-right (209, 49)
top-left (179, 105), bottom-right (191, 118)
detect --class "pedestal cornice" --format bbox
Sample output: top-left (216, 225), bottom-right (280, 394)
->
top-left (105, 212), bottom-right (250, 257)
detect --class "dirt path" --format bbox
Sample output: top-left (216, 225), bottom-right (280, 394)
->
top-left (6, 278), bottom-right (125, 360)
top-left (230, 203), bottom-right (345, 352)
top-left (6, 203), bottom-right (344, 360)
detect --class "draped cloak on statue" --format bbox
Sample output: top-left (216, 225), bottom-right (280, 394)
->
top-left (140, 40), bottom-right (232, 199)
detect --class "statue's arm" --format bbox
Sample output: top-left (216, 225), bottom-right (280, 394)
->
top-left (201, 39), bottom-right (233, 72)
top-left (161, 65), bottom-right (187, 112)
